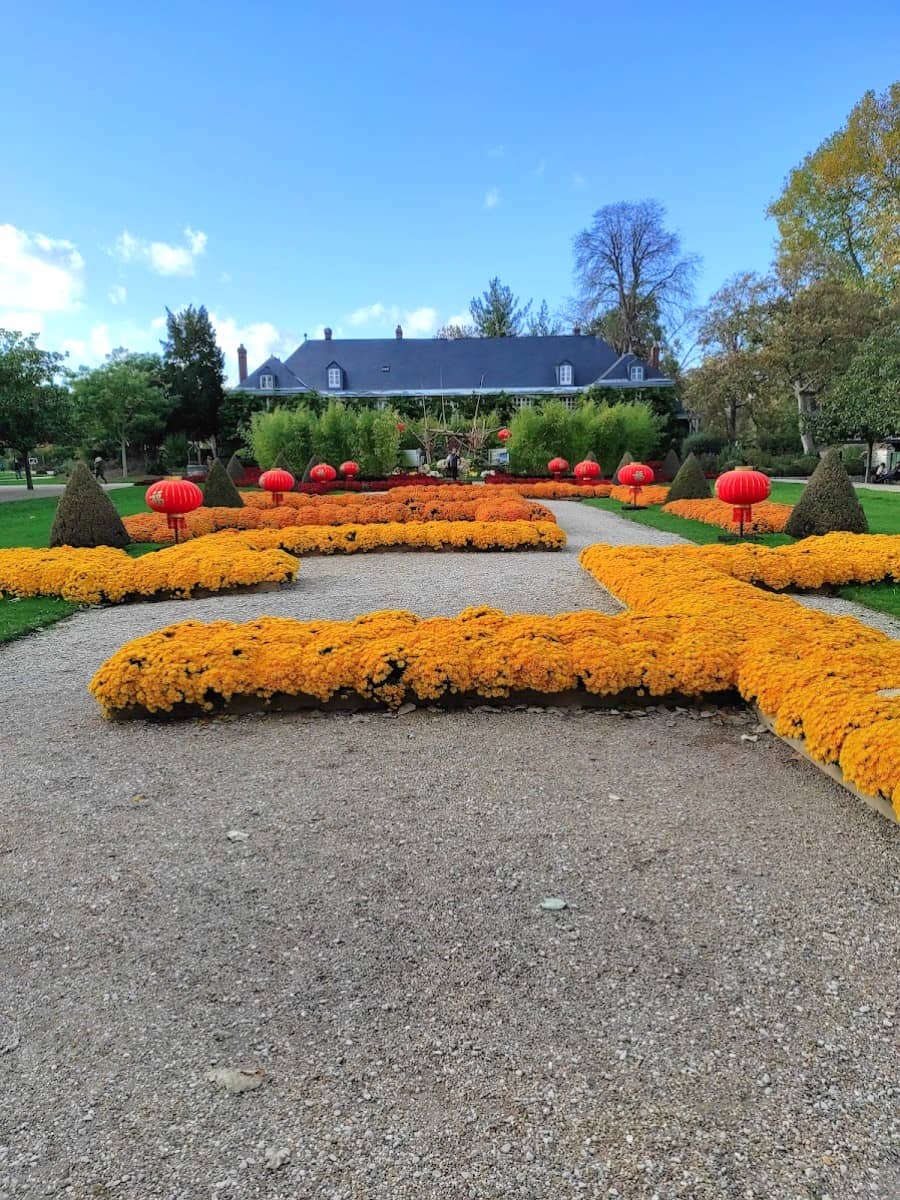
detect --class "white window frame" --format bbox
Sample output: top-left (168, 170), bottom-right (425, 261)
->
top-left (259, 373), bottom-right (274, 390)
top-left (327, 366), bottom-right (342, 389)
top-left (629, 365), bottom-right (645, 382)
top-left (558, 363), bottom-right (573, 386)
top-left (512, 396), bottom-right (533, 410)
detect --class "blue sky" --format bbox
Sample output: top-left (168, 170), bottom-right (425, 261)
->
top-left (2, 0), bottom-right (897, 381)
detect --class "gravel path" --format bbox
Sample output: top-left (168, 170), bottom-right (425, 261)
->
top-left (1, 501), bottom-right (898, 1199)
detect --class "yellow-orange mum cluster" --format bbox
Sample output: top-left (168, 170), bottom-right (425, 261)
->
top-left (609, 484), bottom-right (670, 507)
top-left (89, 532), bottom-right (900, 816)
top-left (237, 520), bottom-right (566, 555)
top-left (663, 497), bottom-right (793, 533)
top-left (0, 541), bottom-right (297, 604)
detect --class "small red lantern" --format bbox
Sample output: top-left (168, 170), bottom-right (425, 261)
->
top-left (259, 468), bottom-right (295, 506)
top-left (396, 422), bottom-right (406, 433)
top-left (497, 428), bottom-right (511, 442)
top-left (145, 478), bottom-right (203, 543)
top-left (618, 462), bottom-right (654, 507)
top-left (340, 460), bottom-right (360, 480)
top-left (574, 459), bottom-right (601, 486)
top-left (548, 456), bottom-right (569, 481)
top-left (310, 463), bottom-right (338, 484)
top-left (715, 466), bottom-right (771, 536)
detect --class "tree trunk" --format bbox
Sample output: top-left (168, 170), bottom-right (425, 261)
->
top-left (865, 440), bottom-right (874, 483)
top-left (121, 434), bottom-right (128, 479)
top-left (794, 384), bottom-right (819, 456)
top-left (23, 451), bottom-right (34, 490)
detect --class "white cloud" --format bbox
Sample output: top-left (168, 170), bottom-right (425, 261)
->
top-left (150, 315), bottom-right (166, 330)
top-left (108, 284), bottom-right (127, 305)
top-left (61, 323), bottom-right (113, 365)
top-left (210, 313), bottom-right (298, 386)
top-left (348, 302), bottom-right (388, 326)
top-left (112, 226), bottom-right (208, 276)
top-left (484, 187), bottom-right (501, 209)
top-left (572, 172), bottom-right (587, 189)
top-left (343, 302), bottom-right (439, 336)
top-left (446, 312), bottom-right (470, 329)
top-left (403, 307), bottom-right (438, 334)
top-left (0, 225), bottom-right (84, 326)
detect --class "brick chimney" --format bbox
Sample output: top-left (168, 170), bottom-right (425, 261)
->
top-left (649, 341), bottom-right (661, 370)
top-left (324, 327), bottom-right (333, 341)
top-left (237, 344), bottom-right (248, 383)
top-left (572, 325), bottom-right (582, 336)
top-left (395, 324), bottom-right (403, 339)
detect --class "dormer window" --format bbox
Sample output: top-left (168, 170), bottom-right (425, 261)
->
top-left (557, 362), bottom-right (574, 386)
top-left (327, 366), bottom-right (343, 389)
top-left (259, 373), bottom-right (274, 390)
top-left (629, 364), bottom-right (645, 382)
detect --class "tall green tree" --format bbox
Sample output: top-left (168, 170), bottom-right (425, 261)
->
top-left (811, 328), bottom-right (900, 479)
top-left (0, 330), bottom-right (70, 490)
top-left (572, 199), bottom-right (699, 356)
top-left (73, 350), bottom-right (172, 477)
top-left (526, 300), bottom-right (563, 336)
top-left (469, 278), bottom-right (532, 337)
top-left (161, 305), bottom-right (226, 449)
top-left (768, 83), bottom-right (900, 292)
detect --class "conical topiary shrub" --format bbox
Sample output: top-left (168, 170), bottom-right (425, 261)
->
top-left (272, 449), bottom-right (296, 475)
top-left (614, 451), bottom-right (633, 483)
top-left (203, 458), bottom-right (244, 508)
top-left (301, 454), bottom-right (317, 483)
top-left (49, 460), bottom-right (131, 549)
top-left (226, 452), bottom-right (244, 483)
top-left (666, 452), bottom-right (711, 502)
top-left (784, 448), bottom-right (868, 539)
top-left (659, 447), bottom-right (681, 480)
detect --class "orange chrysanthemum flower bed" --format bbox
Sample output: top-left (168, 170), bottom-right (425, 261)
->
top-left (89, 533), bottom-right (900, 817)
top-left (123, 495), bottom-right (556, 543)
top-left (663, 497), bottom-right (793, 533)
top-left (609, 484), bottom-right (670, 507)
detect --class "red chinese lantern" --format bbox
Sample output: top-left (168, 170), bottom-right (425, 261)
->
top-left (618, 462), bottom-right (654, 507)
top-left (310, 463), bottom-right (338, 484)
top-left (497, 428), bottom-right (511, 442)
top-left (340, 460), bottom-right (360, 480)
top-left (145, 478), bottom-right (203, 543)
top-left (259, 468), bottom-right (295, 506)
top-left (548, 456), bottom-right (569, 481)
top-left (715, 466), bottom-right (771, 536)
top-left (396, 422), bottom-right (406, 433)
top-left (574, 459), bottom-right (601, 486)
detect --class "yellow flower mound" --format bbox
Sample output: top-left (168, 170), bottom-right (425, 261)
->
top-left (609, 484), bottom-right (670, 506)
top-left (0, 542), bottom-right (298, 604)
top-left (218, 520), bottom-right (566, 555)
top-left (580, 538), bottom-right (900, 815)
top-left (663, 497), bottom-right (793, 533)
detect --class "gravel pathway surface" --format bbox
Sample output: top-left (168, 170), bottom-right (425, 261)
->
top-left (1, 500), bottom-right (898, 1199)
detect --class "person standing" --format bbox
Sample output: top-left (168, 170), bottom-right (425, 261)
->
top-left (93, 455), bottom-right (108, 484)
top-left (447, 448), bottom-right (460, 481)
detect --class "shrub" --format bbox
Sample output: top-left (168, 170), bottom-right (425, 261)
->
top-left (666, 452), bottom-right (711, 501)
top-left (613, 450), bottom-right (633, 482)
top-left (683, 431), bottom-right (726, 457)
top-left (49, 460), bottom-right (131, 549)
top-left (658, 447), bottom-right (681, 480)
top-left (784, 449), bottom-right (868, 538)
top-left (203, 458), bottom-right (244, 508)
top-left (226, 453), bottom-right (245, 482)
top-left (272, 450), bottom-right (296, 474)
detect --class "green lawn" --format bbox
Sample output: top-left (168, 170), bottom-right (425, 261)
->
top-left (0, 489), bottom-right (160, 644)
top-left (585, 484), bottom-right (900, 618)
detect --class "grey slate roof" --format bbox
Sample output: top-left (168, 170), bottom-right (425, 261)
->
top-left (236, 335), bottom-right (671, 396)
top-left (239, 354), bottom-right (310, 394)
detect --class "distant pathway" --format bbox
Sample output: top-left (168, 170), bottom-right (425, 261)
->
top-left (0, 482), bottom-right (131, 503)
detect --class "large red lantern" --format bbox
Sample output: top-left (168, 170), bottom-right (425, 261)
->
top-left (574, 459), bottom-right (601, 486)
top-left (497, 428), bottom-right (511, 442)
top-left (310, 463), bottom-right (338, 484)
top-left (259, 468), bottom-right (295, 506)
top-left (396, 421), bottom-right (406, 433)
top-left (145, 478), bottom-right (203, 543)
top-left (340, 460), bottom-right (360, 480)
top-left (715, 466), bottom-right (771, 536)
top-left (618, 462), bottom-right (654, 507)
top-left (548, 456), bottom-right (569, 480)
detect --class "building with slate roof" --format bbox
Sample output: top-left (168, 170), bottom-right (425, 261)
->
top-left (234, 325), bottom-right (673, 410)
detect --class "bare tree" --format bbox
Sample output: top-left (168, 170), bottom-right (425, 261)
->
top-left (572, 200), bottom-right (700, 356)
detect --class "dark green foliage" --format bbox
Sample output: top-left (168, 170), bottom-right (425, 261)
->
top-left (784, 448), bottom-right (868, 538)
top-left (301, 455), bottom-right (317, 482)
top-left (226, 452), bottom-right (244, 482)
top-left (203, 458), bottom-right (244, 508)
top-left (272, 449), bottom-right (297, 475)
top-left (584, 450), bottom-right (598, 463)
top-left (683, 431), bottom-right (726, 457)
top-left (659, 447), bottom-right (681, 479)
top-left (614, 450), bottom-right (633, 482)
top-left (161, 305), bottom-right (226, 441)
top-left (49, 460), bottom-right (130, 548)
top-left (666, 452), bottom-right (711, 501)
